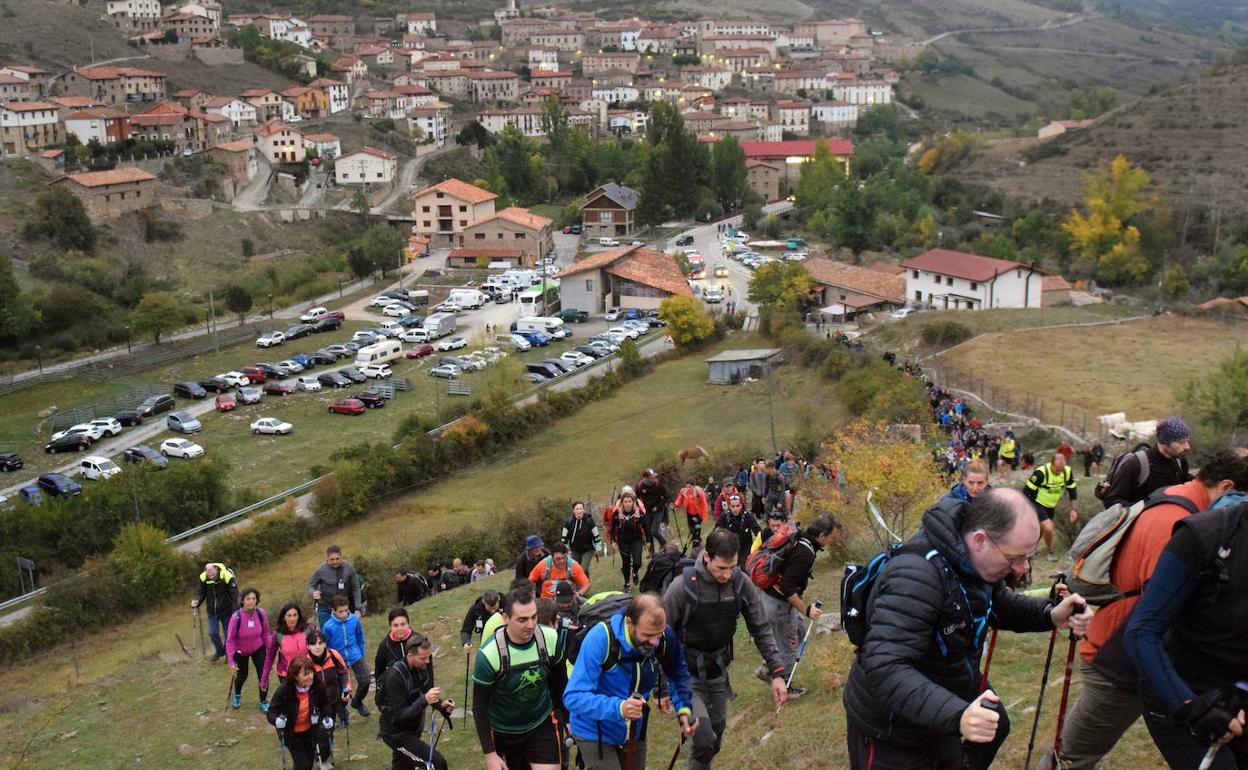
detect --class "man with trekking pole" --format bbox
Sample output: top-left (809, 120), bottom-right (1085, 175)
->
top-left (378, 631), bottom-right (454, 770)
top-left (841, 488), bottom-right (1091, 770)
top-left (190, 562), bottom-right (237, 662)
top-left (564, 593), bottom-right (699, 770)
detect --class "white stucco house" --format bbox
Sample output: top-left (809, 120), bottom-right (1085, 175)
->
top-left (900, 248), bottom-right (1043, 310)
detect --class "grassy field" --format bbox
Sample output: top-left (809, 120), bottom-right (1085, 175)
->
top-left (0, 334), bottom-right (849, 769)
top-left (934, 315), bottom-right (1246, 420)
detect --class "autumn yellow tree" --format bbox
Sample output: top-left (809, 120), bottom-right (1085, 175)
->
top-left (1063, 155), bottom-right (1156, 285)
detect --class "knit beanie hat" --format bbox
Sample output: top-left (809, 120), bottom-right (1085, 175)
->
top-left (1156, 417), bottom-right (1191, 445)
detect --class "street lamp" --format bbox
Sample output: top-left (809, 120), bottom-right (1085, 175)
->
top-left (267, 293), bottom-right (274, 319)
top-left (35, 345), bottom-right (43, 380)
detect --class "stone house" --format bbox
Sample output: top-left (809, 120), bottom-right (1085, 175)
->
top-left (56, 166), bottom-right (157, 220)
top-left (456, 206), bottom-right (553, 261)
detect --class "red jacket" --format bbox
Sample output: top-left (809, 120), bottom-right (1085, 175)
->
top-left (675, 486), bottom-right (709, 521)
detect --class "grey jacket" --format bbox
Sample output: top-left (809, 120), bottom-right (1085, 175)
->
top-left (308, 560), bottom-right (362, 612)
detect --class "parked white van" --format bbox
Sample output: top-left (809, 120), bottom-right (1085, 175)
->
top-left (516, 316), bottom-right (570, 338)
top-left (355, 339), bottom-right (403, 366)
top-left (80, 455), bottom-right (122, 480)
top-left (447, 288), bottom-right (488, 309)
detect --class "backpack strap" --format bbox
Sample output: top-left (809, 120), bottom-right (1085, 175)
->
top-left (492, 626), bottom-right (511, 684)
top-left (1134, 449), bottom-right (1150, 486)
top-left (532, 625), bottom-right (550, 668)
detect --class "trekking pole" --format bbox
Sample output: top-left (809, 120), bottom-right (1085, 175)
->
top-left (1024, 577), bottom-right (1065, 770)
top-left (624, 692), bottom-right (641, 770)
top-left (979, 629), bottom-right (998, 695)
top-left (277, 728), bottom-right (288, 770)
top-left (463, 650), bottom-right (471, 729)
top-left (343, 709), bottom-right (351, 767)
top-left (665, 733), bottom-right (687, 770)
top-left (778, 600), bottom-right (823, 715)
top-left (193, 606), bottom-right (204, 656)
top-left (227, 669), bottom-right (237, 712)
top-left (428, 710), bottom-right (439, 770)
top-left (1049, 601), bottom-right (1089, 768)
top-left (1198, 682), bottom-right (1248, 770)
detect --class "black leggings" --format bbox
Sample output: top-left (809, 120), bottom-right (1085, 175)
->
top-left (619, 539), bottom-right (643, 584)
top-left (282, 727), bottom-right (319, 770)
top-left (233, 647), bottom-right (268, 699)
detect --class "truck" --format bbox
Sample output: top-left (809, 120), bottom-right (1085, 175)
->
top-left (447, 288), bottom-right (488, 309)
top-left (422, 312), bottom-right (457, 340)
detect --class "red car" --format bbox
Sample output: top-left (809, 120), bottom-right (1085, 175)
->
top-left (406, 344), bottom-right (435, 359)
top-left (328, 398), bottom-right (366, 415)
top-left (263, 381), bottom-right (293, 396)
top-left (215, 392), bottom-right (237, 412)
top-left (240, 366), bottom-right (267, 383)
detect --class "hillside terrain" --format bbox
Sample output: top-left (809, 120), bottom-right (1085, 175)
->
top-left (959, 61), bottom-right (1248, 211)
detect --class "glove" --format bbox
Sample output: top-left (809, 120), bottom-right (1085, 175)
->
top-left (274, 716), bottom-right (288, 729)
top-left (321, 717), bottom-right (334, 730)
top-left (1173, 688), bottom-right (1239, 743)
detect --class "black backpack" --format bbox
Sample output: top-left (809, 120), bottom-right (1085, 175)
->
top-left (1094, 444), bottom-right (1151, 501)
top-left (840, 544), bottom-right (957, 649)
top-left (564, 592), bottom-right (644, 670)
top-left (639, 549), bottom-right (694, 594)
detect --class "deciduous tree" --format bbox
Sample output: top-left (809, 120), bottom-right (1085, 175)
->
top-left (131, 291), bottom-right (181, 343)
top-left (658, 295), bottom-right (715, 346)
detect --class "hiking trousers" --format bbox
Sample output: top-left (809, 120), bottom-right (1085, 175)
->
top-left (571, 549), bottom-right (593, 576)
top-left (573, 736), bottom-right (647, 770)
top-left (1036, 661), bottom-right (1141, 770)
top-left (687, 674), bottom-right (730, 770)
top-left (1143, 707), bottom-right (1248, 769)
top-left (760, 593), bottom-right (802, 681)
top-left (846, 712), bottom-right (1009, 770)
top-left (619, 539), bottom-right (643, 585)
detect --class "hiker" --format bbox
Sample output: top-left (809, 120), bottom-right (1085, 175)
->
top-left (553, 581), bottom-right (585, 630)
top-left (267, 657), bottom-right (333, 770)
top-left (710, 480), bottom-right (739, 520)
top-left (1080, 444), bottom-right (1105, 479)
top-left (564, 593), bottom-right (699, 770)
top-left (663, 528), bottom-right (789, 770)
top-left (716, 494), bottom-right (761, 564)
top-left (704, 476), bottom-right (720, 512)
top-left (268, 602), bottom-right (310, 689)
top-left (637, 470), bottom-right (669, 556)
top-left (607, 487), bottom-right (649, 591)
top-left (1099, 417), bottom-right (1194, 510)
top-left (374, 607), bottom-right (415, 699)
top-left (323, 593), bottom-right (372, 718)
top-left (452, 558), bottom-right (473, 586)
top-left (842, 489), bottom-right (1091, 770)
top-left (379, 632), bottom-right (454, 770)
top-left (395, 567), bottom-right (429, 606)
top-left (191, 561), bottom-right (238, 661)
top-left (948, 459), bottom-right (991, 503)
top-left (462, 590), bottom-right (503, 653)
top-left (756, 514), bottom-right (842, 698)
top-left (308, 545), bottom-right (362, 628)
top-left (562, 501), bottom-right (603, 574)
top-left (306, 629), bottom-right (351, 766)
top-left (749, 458), bottom-right (770, 517)
top-left (516, 534), bottom-right (551, 583)
top-left (997, 431), bottom-right (1019, 473)
top-left (471, 559), bottom-right (495, 583)
top-left (226, 587), bottom-right (273, 711)
top-left (675, 478), bottom-right (710, 548)
top-left (733, 465), bottom-right (749, 493)
top-left (472, 588), bottom-right (568, 770)
top-left (1024, 449), bottom-right (1079, 560)
top-left (1040, 449), bottom-right (1248, 770)
top-left (1125, 500), bottom-right (1248, 769)
top-left (530, 542), bottom-right (591, 599)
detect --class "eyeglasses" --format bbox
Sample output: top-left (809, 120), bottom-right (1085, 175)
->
top-left (984, 533), bottom-right (1035, 567)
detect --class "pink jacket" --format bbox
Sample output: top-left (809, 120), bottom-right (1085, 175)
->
top-left (267, 625), bottom-right (310, 680)
top-left (226, 608), bottom-right (273, 687)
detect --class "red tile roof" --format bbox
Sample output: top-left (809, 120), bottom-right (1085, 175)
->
top-left (1041, 275), bottom-right (1072, 292)
top-left (558, 246), bottom-right (692, 297)
top-left (739, 138), bottom-right (853, 159)
top-left (472, 206), bottom-right (553, 231)
top-left (901, 249), bottom-right (1038, 282)
top-left (211, 139), bottom-right (252, 152)
top-left (63, 167), bottom-right (156, 187)
top-left (256, 120), bottom-right (300, 137)
top-left (803, 258), bottom-right (904, 303)
top-left (73, 65), bottom-right (166, 80)
top-left (450, 247), bottom-right (524, 259)
top-left (412, 177), bottom-right (497, 204)
top-left (340, 146), bottom-right (397, 160)
top-left (2, 100), bottom-right (59, 112)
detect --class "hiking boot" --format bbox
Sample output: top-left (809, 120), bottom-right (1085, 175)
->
top-left (259, 700), bottom-right (270, 714)
top-left (754, 666), bottom-right (770, 684)
top-left (211, 651), bottom-right (225, 663)
top-left (1045, 551), bottom-right (1058, 562)
top-left (231, 693), bottom-right (241, 709)
top-left (622, 582), bottom-right (631, 592)
top-left (353, 702), bottom-right (371, 717)
top-left (786, 685), bottom-right (808, 700)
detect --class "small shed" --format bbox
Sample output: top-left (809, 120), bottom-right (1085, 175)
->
top-left (705, 348), bottom-right (785, 385)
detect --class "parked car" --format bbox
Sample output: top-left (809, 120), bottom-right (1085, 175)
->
top-left (406, 343), bottom-right (435, 359)
top-left (434, 336), bottom-right (467, 352)
top-left (237, 386), bottom-right (264, 405)
top-left (37, 473), bottom-right (82, 497)
top-left (714, 265), bottom-right (730, 278)
top-left (397, 314), bottom-right (425, 328)
top-left (399, 328), bottom-right (431, 343)
top-left (328, 398), bottom-right (367, 415)
top-left (703, 288), bottom-right (725, 304)
top-left (318, 371), bottom-right (352, 389)
top-left (604, 308), bottom-right (621, 322)
top-left (429, 364), bottom-right (462, 379)
top-left (562, 225), bottom-right (574, 234)
top-left (80, 455), bottom-right (122, 481)
top-left (114, 410), bottom-right (144, 427)
top-left (256, 362), bottom-right (290, 379)
top-left (542, 358), bottom-right (575, 375)
top-left (198, 377), bottom-right (232, 394)
top-left (557, 308), bottom-right (589, 323)
top-left (239, 366), bottom-right (267, 384)
top-left (560, 351), bottom-right (594, 368)
top-left (482, 287), bottom-right (513, 304)
top-left (284, 324), bottom-right (314, 340)
top-left (0, 452), bottom-right (23, 472)
top-left (587, 339), bottom-right (618, 354)
top-left (338, 366), bottom-right (367, 384)
top-left (45, 434), bottom-right (91, 454)
top-left (324, 344), bottom-right (351, 359)
top-left (571, 224), bottom-right (582, 234)
top-left (295, 376), bottom-right (322, 392)
top-left (312, 316), bottom-right (343, 333)
top-left (352, 330), bottom-right (381, 344)
top-left (383, 303), bottom-right (413, 318)
top-left (251, 417), bottom-right (293, 435)
top-left (309, 350), bottom-right (338, 366)
top-left (890, 307), bottom-right (919, 320)
top-left (598, 237), bottom-right (620, 247)
top-left (215, 392), bottom-right (237, 412)
top-left (51, 423), bottom-right (104, 443)
top-left (609, 325), bottom-right (642, 340)
top-left (278, 358), bottom-right (306, 374)
top-left (351, 391), bottom-right (387, 409)
top-left (137, 393), bottom-right (176, 417)
top-left (123, 445), bottom-right (167, 469)
top-left (173, 381), bottom-right (208, 399)
top-left (342, 341), bottom-right (363, 353)
top-left (299, 306), bottom-right (332, 323)
top-left (517, 331), bottom-right (550, 347)
top-left (263, 381), bottom-right (294, 396)
top-left (160, 438), bottom-right (204, 459)
top-left (167, 411), bottom-right (202, 434)
top-left (575, 345), bottom-right (607, 359)
top-left (524, 372), bottom-right (549, 383)
top-left (675, 234), bottom-right (695, 247)
top-left (256, 331), bottom-right (285, 348)
top-left (369, 295), bottom-right (396, 307)
top-left (87, 418), bottom-right (123, 437)
top-left (359, 363), bottom-right (393, 379)
top-left (432, 300), bottom-right (461, 314)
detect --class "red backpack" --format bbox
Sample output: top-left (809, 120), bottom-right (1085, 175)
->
top-left (745, 524), bottom-right (799, 590)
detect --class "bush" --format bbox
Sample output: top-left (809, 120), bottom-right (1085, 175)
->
top-left (919, 320), bottom-right (973, 347)
top-left (819, 347), bottom-right (853, 380)
top-left (200, 503), bottom-right (311, 570)
top-left (107, 522), bottom-right (194, 605)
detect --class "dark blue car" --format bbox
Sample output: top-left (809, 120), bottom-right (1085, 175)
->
top-left (518, 331), bottom-right (551, 347)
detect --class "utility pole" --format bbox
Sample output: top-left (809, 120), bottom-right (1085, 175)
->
top-left (208, 289), bottom-right (220, 353)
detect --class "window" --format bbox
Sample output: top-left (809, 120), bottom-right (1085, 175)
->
top-left (914, 289), bottom-right (921, 302)
top-left (436, 192), bottom-right (444, 198)
top-left (422, 205), bottom-right (430, 213)
top-left (912, 270), bottom-right (918, 279)
top-left (946, 277), bottom-right (953, 286)
top-left (514, 232), bottom-right (525, 240)
top-left (459, 220), bottom-right (467, 227)
top-left (598, 211), bottom-right (612, 223)
top-left (459, 205), bottom-right (467, 212)
top-left (970, 282), bottom-right (978, 291)
top-left (585, 279), bottom-right (593, 292)
top-left (376, 172), bottom-right (383, 178)
top-left (422, 220), bottom-right (431, 227)
top-left (474, 233), bottom-right (486, 240)
top-left (1016, 270), bottom-right (1021, 278)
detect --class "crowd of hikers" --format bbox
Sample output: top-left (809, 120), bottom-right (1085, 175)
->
top-left (188, 351), bottom-right (1248, 770)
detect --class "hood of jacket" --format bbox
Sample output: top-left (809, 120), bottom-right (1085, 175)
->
top-left (917, 496), bottom-right (981, 585)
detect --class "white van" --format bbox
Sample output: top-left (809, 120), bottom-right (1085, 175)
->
top-left (487, 260), bottom-right (513, 270)
top-left (503, 269), bottom-right (538, 287)
top-left (80, 455), bottom-right (122, 480)
top-left (516, 316), bottom-right (569, 338)
top-left (295, 376), bottom-right (322, 392)
top-left (378, 320), bottom-right (404, 335)
top-left (355, 339), bottom-right (403, 366)
top-left (447, 288), bottom-right (487, 309)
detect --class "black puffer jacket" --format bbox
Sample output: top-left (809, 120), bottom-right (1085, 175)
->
top-left (842, 497), bottom-right (1055, 744)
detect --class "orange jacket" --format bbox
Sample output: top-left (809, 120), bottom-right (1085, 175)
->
top-left (674, 486), bottom-right (709, 522)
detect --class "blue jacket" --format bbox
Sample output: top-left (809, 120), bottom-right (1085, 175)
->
top-left (564, 613), bottom-right (693, 746)
top-left (322, 612), bottom-right (366, 666)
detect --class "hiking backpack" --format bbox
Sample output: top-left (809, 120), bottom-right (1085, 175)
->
top-left (564, 591), bottom-right (645, 670)
top-left (1066, 489), bottom-right (1201, 606)
top-left (1093, 445), bottom-right (1151, 502)
top-left (638, 548), bottom-right (694, 594)
top-left (490, 624), bottom-right (552, 685)
top-left (744, 524), bottom-right (799, 591)
top-left (840, 545), bottom-right (955, 649)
